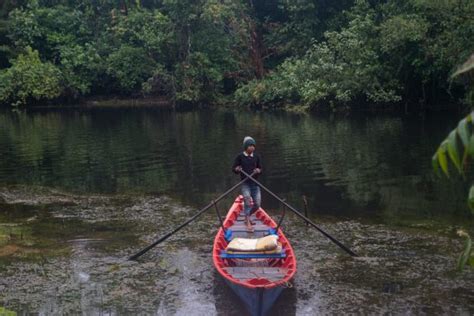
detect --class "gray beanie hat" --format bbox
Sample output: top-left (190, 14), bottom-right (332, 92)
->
top-left (243, 136), bottom-right (256, 149)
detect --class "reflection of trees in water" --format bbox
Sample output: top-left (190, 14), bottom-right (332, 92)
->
top-left (0, 110), bottom-right (468, 221)
top-left (244, 113), bottom-right (467, 220)
top-left (0, 110), bottom-right (177, 192)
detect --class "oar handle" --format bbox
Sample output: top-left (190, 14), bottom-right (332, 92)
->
top-left (240, 170), bottom-right (358, 257)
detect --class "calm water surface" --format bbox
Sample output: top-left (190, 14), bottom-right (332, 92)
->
top-left (0, 107), bottom-right (473, 315)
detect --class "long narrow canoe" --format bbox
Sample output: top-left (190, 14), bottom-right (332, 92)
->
top-left (213, 196), bottom-right (297, 316)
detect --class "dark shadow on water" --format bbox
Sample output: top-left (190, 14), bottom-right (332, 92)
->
top-left (213, 269), bottom-right (297, 316)
top-left (269, 284), bottom-right (297, 316)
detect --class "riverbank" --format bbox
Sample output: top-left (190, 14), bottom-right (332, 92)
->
top-left (1, 96), bottom-right (466, 115)
top-left (84, 96), bottom-right (172, 108)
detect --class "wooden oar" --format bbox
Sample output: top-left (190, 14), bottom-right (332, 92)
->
top-left (128, 172), bottom-right (256, 261)
top-left (240, 170), bottom-right (358, 257)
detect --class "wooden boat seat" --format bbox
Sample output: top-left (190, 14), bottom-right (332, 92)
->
top-left (219, 250), bottom-right (286, 259)
top-left (236, 214), bottom-right (258, 221)
top-left (230, 224), bottom-right (271, 232)
top-left (223, 267), bottom-right (289, 282)
top-left (227, 231), bottom-right (269, 239)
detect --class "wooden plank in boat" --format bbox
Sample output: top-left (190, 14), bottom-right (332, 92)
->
top-left (231, 231), bottom-right (268, 238)
top-left (230, 225), bottom-right (267, 230)
top-left (224, 267), bottom-right (288, 274)
top-left (232, 275), bottom-right (283, 281)
top-left (225, 269), bottom-right (286, 277)
top-left (230, 274), bottom-right (286, 282)
top-left (236, 215), bottom-right (258, 222)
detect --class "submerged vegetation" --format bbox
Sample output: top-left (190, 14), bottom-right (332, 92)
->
top-left (0, 0), bottom-right (473, 109)
top-left (0, 185), bottom-right (473, 314)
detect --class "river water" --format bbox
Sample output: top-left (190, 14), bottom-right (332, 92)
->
top-left (0, 107), bottom-right (473, 315)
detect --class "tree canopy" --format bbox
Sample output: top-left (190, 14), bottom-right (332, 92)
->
top-left (0, 0), bottom-right (472, 108)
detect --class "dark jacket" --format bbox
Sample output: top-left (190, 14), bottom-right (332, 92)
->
top-left (232, 152), bottom-right (262, 182)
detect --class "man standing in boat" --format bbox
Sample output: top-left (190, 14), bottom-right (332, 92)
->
top-left (232, 136), bottom-right (262, 232)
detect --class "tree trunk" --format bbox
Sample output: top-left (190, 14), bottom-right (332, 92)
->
top-left (178, 23), bottom-right (191, 63)
top-left (247, 0), bottom-right (265, 79)
top-left (249, 21), bottom-right (265, 79)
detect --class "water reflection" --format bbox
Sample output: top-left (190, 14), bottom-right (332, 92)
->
top-left (0, 109), bottom-right (469, 225)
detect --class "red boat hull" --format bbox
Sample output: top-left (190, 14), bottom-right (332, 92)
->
top-left (213, 196), bottom-right (297, 315)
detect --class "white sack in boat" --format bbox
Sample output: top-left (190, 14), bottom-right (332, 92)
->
top-left (226, 235), bottom-right (279, 252)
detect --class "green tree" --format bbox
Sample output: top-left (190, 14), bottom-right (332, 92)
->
top-left (0, 0), bottom-right (26, 69)
top-left (236, 0), bottom-right (401, 108)
top-left (57, 43), bottom-right (102, 97)
top-left (107, 8), bottom-right (172, 61)
top-left (105, 45), bottom-right (156, 94)
top-left (0, 0), bottom-right (473, 107)
top-left (0, 46), bottom-right (62, 106)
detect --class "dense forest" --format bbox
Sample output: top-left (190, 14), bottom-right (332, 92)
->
top-left (0, 0), bottom-right (473, 109)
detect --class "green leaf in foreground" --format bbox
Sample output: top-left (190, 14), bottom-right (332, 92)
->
top-left (437, 142), bottom-right (449, 177)
top-left (457, 117), bottom-right (471, 147)
top-left (447, 130), bottom-right (462, 173)
top-left (457, 231), bottom-right (472, 271)
top-left (468, 185), bottom-right (474, 213)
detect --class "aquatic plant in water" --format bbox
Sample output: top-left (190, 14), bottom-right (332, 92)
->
top-left (457, 230), bottom-right (474, 271)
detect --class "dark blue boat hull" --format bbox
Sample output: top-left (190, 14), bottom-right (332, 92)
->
top-left (224, 279), bottom-right (285, 316)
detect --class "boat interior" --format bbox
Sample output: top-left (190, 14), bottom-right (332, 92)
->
top-left (214, 199), bottom-right (296, 287)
